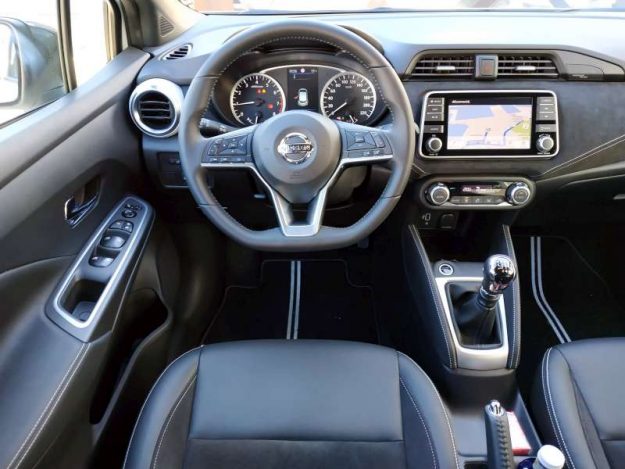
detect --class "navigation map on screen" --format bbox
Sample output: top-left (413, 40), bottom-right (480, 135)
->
top-left (447, 100), bottom-right (532, 151)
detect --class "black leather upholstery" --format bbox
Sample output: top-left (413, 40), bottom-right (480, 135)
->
top-left (124, 340), bottom-right (459, 469)
top-left (532, 339), bottom-right (625, 469)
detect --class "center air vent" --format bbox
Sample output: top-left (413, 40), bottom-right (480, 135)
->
top-left (161, 43), bottom-right (192, 61)
top-left (129, 79), bottom-right (183, 138)
top-left (497, 55), bottom-right (559, 78)
top-left (410, 55), bottom-right (475, 78)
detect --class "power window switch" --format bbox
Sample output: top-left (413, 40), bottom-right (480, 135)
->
top-left (89, 255), bottom-right (114, 268)
top-left (110, 220), bottom-right (124, 230)
top-left (101, 234), bottom-right (126, 249)
top-left (122, 222), bottom-right (133, 233)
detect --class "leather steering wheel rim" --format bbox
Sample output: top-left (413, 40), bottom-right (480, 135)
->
top-left (179, 19), bottom-right (415, 252)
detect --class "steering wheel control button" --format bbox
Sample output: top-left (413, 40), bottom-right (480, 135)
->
top-left (439, 263), bottom-right (455, 276)
top-left (427, 183), bottom-right (451, 206)
top-left (89, 255), bottom-right (114, 268)
top-left (346, 131), bottom-right (377, 150)
top-left (101, 234), bottom-right (126, 249)
top-left (277, 132), bottom-right (314, 164)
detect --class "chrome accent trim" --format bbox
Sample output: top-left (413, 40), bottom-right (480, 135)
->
top-left (201, 152), bottom-right (392, 237)
top-left (51, 198), bottom-right (151, 330)
top-left (435, 276), bottom-right (509, 370)
top-left (129, 78), bottom-right (183, 138)
top-left (418, 89), bottom-right (560, 160)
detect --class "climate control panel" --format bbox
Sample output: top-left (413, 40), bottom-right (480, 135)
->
top-left (420, 178), bottom-right (534, 210)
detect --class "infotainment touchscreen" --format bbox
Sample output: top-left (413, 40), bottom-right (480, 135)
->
top-left (446, 97), bottom-right (533, 151)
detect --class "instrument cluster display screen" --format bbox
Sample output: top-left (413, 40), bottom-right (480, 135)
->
top-left (286, 67), bottom-right (319, 112)
top-left (447, 97), bottom-right (533, 151)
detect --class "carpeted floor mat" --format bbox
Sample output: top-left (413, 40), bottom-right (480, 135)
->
top-left (540, 236), bottom-right (625, 339)
top-left (203, 259), bottom-right (378, 345)
top-left (296, 260), bottom-right (378, 343)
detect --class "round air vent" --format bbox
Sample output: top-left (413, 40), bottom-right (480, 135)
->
top-left (129, 78), bottom-right (183, 138)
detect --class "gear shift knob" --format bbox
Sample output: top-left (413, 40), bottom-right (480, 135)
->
top-left (481, 255), bottom-right (517, 295)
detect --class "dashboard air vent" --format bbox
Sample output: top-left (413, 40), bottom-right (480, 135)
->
top-left (162, 44), bottom-right (192, 61)
top-left (129, 79), bottom-right (183, 138)
top-left (410, 55), bottom-right (475, 78)
top-left (497, 55), bottom-right (559, 78)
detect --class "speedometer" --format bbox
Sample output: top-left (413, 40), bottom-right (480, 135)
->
top-left (230, 73), bottom-right (285, 125)
top-left (320, 72), bottom-right (377, 124)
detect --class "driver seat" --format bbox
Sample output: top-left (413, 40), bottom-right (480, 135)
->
top-left (124, 340), bottom-right (459, 469)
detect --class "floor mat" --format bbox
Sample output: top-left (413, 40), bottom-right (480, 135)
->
top-left (296, 260), bottom-right (378, 343)
top-left (203, 261), bottom-right (291, 343)
top-left (203, 260), bottom-right (378, 345)
top-left (540, 236), bottom-right (625, 339)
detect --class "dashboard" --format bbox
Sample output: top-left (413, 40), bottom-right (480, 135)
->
top-left (132, 10), bottom-right (625, 217)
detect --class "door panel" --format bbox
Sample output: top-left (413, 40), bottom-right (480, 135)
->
top-left (0, 48), bottom-right (155, 468)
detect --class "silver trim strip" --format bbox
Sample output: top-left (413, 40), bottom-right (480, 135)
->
top-left (286, 261), bottom-right (295, 339)
top-left (201, 153), bottom-right (393, 238)
top-left (435, 276), bottom-right (509, 370)
top-left (530, 236), bottom-right (571, 343)
top-left (292, 261), bottom-right (302, 339)
top-left (51, 199), bottom-right (151, 330)
top-left (418, 89), bottom-right (560, 160)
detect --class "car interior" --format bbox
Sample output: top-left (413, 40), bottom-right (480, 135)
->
top-left (2, 1), bottom-right (625, 468)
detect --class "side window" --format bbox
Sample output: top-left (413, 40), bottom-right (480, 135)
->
top-left (0, 2), bottom-right (65, 125)
top-left (69, 0), bottom-right (109, 85)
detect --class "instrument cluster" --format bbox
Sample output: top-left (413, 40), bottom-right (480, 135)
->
top-left (221, 64), bottom-right (383, 127)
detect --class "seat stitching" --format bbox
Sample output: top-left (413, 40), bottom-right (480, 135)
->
top-left (407, 224), bottom-right (455, 368)
top-left (152, 375), bottom-right (197, 469)
top-left (399, 376), bottom-right (437, 469)
top-left (398, 352), bottom-right (460, 469)
top-left (123, 345), bottom-right (203, 468)
top-left (544, 348), bottom-right (577, 469)
top-left (7, 343), bottom-right (88, 469)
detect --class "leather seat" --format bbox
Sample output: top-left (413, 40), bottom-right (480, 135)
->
top-left (124, 340), bottom-right (459, 469)
top-left (532, 338), bottom-right (625, 469)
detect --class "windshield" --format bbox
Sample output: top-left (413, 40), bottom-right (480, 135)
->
top-left (180, 0), bottom-right (625, 13)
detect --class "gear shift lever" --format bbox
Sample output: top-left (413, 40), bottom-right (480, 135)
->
top-left (477, 255), bottom-right (517, 310)
top-left (455, 255), bottom-right (516, 345)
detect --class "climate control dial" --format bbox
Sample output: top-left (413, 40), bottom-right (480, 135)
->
top-left (427, 183), bottom-right (451, 206)
top-left (506, 183), bottom-right (532, 206)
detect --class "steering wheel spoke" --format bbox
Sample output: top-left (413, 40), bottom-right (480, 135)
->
top-left (200, 126), bottom-right (257, 168)
top-left (336, 121), bottom-right (394, 166)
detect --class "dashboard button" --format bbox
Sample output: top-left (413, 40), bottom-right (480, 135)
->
top-left (425, 112), bottom-right (444, 122)
top-left (427, 97), bottom-right (444, 105)
top-left (424, 125), bottom-right (444, 133)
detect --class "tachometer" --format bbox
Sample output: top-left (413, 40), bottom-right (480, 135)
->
top-left (320, 72), bottom-right (377, 124)
top-left (230, 73), bottom-right (285, 125)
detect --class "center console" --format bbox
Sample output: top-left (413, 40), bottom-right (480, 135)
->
top-left (419, 90), bottom-right (559, 159)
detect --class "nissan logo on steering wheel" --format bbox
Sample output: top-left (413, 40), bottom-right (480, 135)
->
top-left (277, 132), bottom-right (314, 164)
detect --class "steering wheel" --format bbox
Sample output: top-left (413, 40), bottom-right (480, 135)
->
top-left (179, 20), bottom-right (415, 251)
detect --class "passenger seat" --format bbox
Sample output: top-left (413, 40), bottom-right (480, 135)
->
top-left (532, 338), bottom-right (625, 469)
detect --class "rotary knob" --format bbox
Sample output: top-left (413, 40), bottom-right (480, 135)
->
top-left (506, 183), bottom-right (532, 206)
top-left (426, 136), bottom-right (443, 154)
top-left (536, 134), bottom-right (555, 153)
top-left (427, 183), bottom-right (451, 206)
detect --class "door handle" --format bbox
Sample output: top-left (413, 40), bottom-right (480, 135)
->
top-left (64, 178), bottom-right (100, 226)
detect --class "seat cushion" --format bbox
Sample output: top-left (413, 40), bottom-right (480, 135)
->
top-left (532, 338), bottom-right (625, 469)
top-left (124, 340), bottom-right (459, 469)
